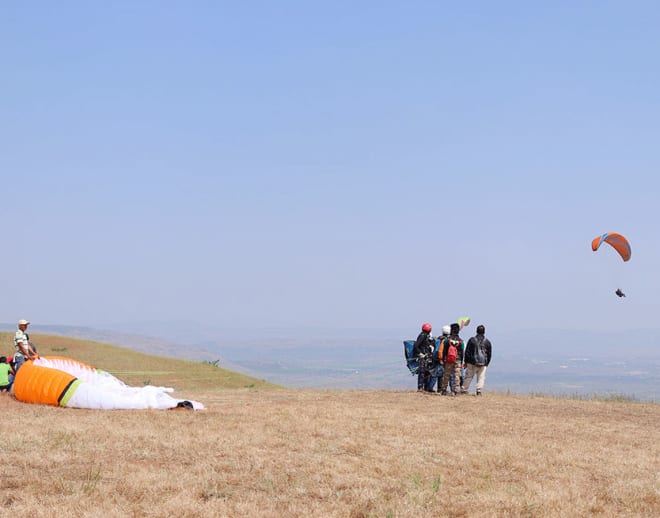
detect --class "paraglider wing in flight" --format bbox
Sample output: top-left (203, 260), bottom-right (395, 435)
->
top-left (591, 232), bottom-right (631, 262)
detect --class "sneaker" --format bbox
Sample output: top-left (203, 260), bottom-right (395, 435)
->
top-left (476, 390), bottom-right (482, 396)
top-left (440, 390), bottom-right (447, 396)
top-left (170, 400), bottom-right (194, 411)
top-left (460, 389), bottom-right (468, 395)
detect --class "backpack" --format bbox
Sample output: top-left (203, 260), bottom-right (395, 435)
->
top-left (445, 337), bottom-right (460, 363)
top-left (472, 336), bottom-right (487, 366)
top-left (403, 340), bottom-right (419, 374)
top-left (435, 338), bottom-right (445, 363)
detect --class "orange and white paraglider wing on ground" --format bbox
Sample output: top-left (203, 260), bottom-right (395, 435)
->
top-left (13, 357), bottom-right (79, 407)
top-left (13, 356), bottom-right (204, 410)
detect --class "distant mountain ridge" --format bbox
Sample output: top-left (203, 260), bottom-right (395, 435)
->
top-left (0, 323), bottom-right (234, 367)
top-left (2, 322), bottom-right (658, 400)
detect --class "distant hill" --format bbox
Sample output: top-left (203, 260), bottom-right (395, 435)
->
top-left (0, 323), bottom-right (209, 358)
top-left (0, 322), bottom-right (249, 375)
top-left (0, 331), bottom-right (279, 392)
top-left (3, 323), bottom-right (658, 400)
top-left (192, 328), bottom-right (660, 400)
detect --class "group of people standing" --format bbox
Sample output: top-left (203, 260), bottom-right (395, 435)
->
top-left (0, 319), bottom-right (37, 393)
top-left (412, 321), bottom-right (492, 396)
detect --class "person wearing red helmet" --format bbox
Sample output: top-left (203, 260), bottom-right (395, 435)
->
top-left (413, 323), bottom-right (435, 392)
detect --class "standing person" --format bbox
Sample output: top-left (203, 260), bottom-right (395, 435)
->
top-left (426, 337), bottom-right (439, 393)
top-left (413, 323), bottom-right (435, 392)
top-left (433, 325), bottom-right (451, 393)
top-left (462, 324), bottom-right (492, 396)
top-left (14, 319), bottom-right (37, 373)
top-left (439, 323), bottom-right (464, 396)
top-left (0, 357), bottom-right (14, 392)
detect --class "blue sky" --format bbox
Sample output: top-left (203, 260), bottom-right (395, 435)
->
top-left (1, 2), bottom-right (658, 337)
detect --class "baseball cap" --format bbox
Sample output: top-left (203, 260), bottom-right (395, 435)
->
top-left (18, 319), bottom-right (30, 326)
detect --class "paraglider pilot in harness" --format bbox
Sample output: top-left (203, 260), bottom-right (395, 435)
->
top-left (591, 232), bottom-right (631, 300)
top-left (413, 323), bottom-right (435, 392)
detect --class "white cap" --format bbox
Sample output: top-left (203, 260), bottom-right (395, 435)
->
top-left (442, 325), bottom-right (451, 335)
top-left (18, 319), bottom-right (30, 326)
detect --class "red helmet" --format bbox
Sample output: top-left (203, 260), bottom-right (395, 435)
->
top-left (421, 323), bottom-right (432, 332)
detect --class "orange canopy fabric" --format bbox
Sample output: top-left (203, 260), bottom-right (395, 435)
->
top-left (13, 359), bottom-right (78, 406)
top-left (591, 232), bottom-right (631, 262)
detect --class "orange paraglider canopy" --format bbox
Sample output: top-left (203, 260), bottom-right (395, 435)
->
top-left (13, 359), bottom-right (79, 406)
top-left (591, 232), bottom-right (631, 262)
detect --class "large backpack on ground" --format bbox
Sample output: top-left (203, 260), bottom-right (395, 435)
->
top-left (403, 340), bottom-right (418, 374)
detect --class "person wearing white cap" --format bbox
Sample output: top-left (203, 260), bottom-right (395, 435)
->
top-left (14, 319), bottom-right (37, 373)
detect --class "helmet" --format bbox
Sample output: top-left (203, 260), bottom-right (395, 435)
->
top-left (442, 325), bottom-right (451, 335)
top-left (421, 323), bottom-right (432, 332)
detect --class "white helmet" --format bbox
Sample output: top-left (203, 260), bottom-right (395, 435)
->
top-left (441, 325), bottom-right (451, 335)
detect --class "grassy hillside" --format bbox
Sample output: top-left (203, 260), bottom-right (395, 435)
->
top-left (0, 332), bottom-right (279, 391)
top-left (1, 333), bottom-right (658, 517)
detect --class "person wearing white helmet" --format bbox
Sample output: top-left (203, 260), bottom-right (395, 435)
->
top-left (14, 319), bottom-right (38, 373)
top-left (431, 325), bottom-right (451, 393)
top-left (437, 324), bottom-right (467, 393)
top-left (439, 323), bottom-right (465, 396)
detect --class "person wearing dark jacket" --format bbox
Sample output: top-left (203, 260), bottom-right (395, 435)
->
top-left (432, 325), bottom-right (451, 392)
top-left (462, 324), bottom-right (492, 396)
top-left (413, 323), bottom-right (435, 392)
top-left (439, 323), bottom-right (464, 396)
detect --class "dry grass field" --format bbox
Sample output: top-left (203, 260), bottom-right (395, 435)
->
top-left (1, 335), bottom-right (658, 517)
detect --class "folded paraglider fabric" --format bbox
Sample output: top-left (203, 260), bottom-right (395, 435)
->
top-left (13, 356), bottom-right (204, 410)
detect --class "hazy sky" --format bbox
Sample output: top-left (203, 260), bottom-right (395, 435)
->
top-left (2, 2), bottom-right (658, 335)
